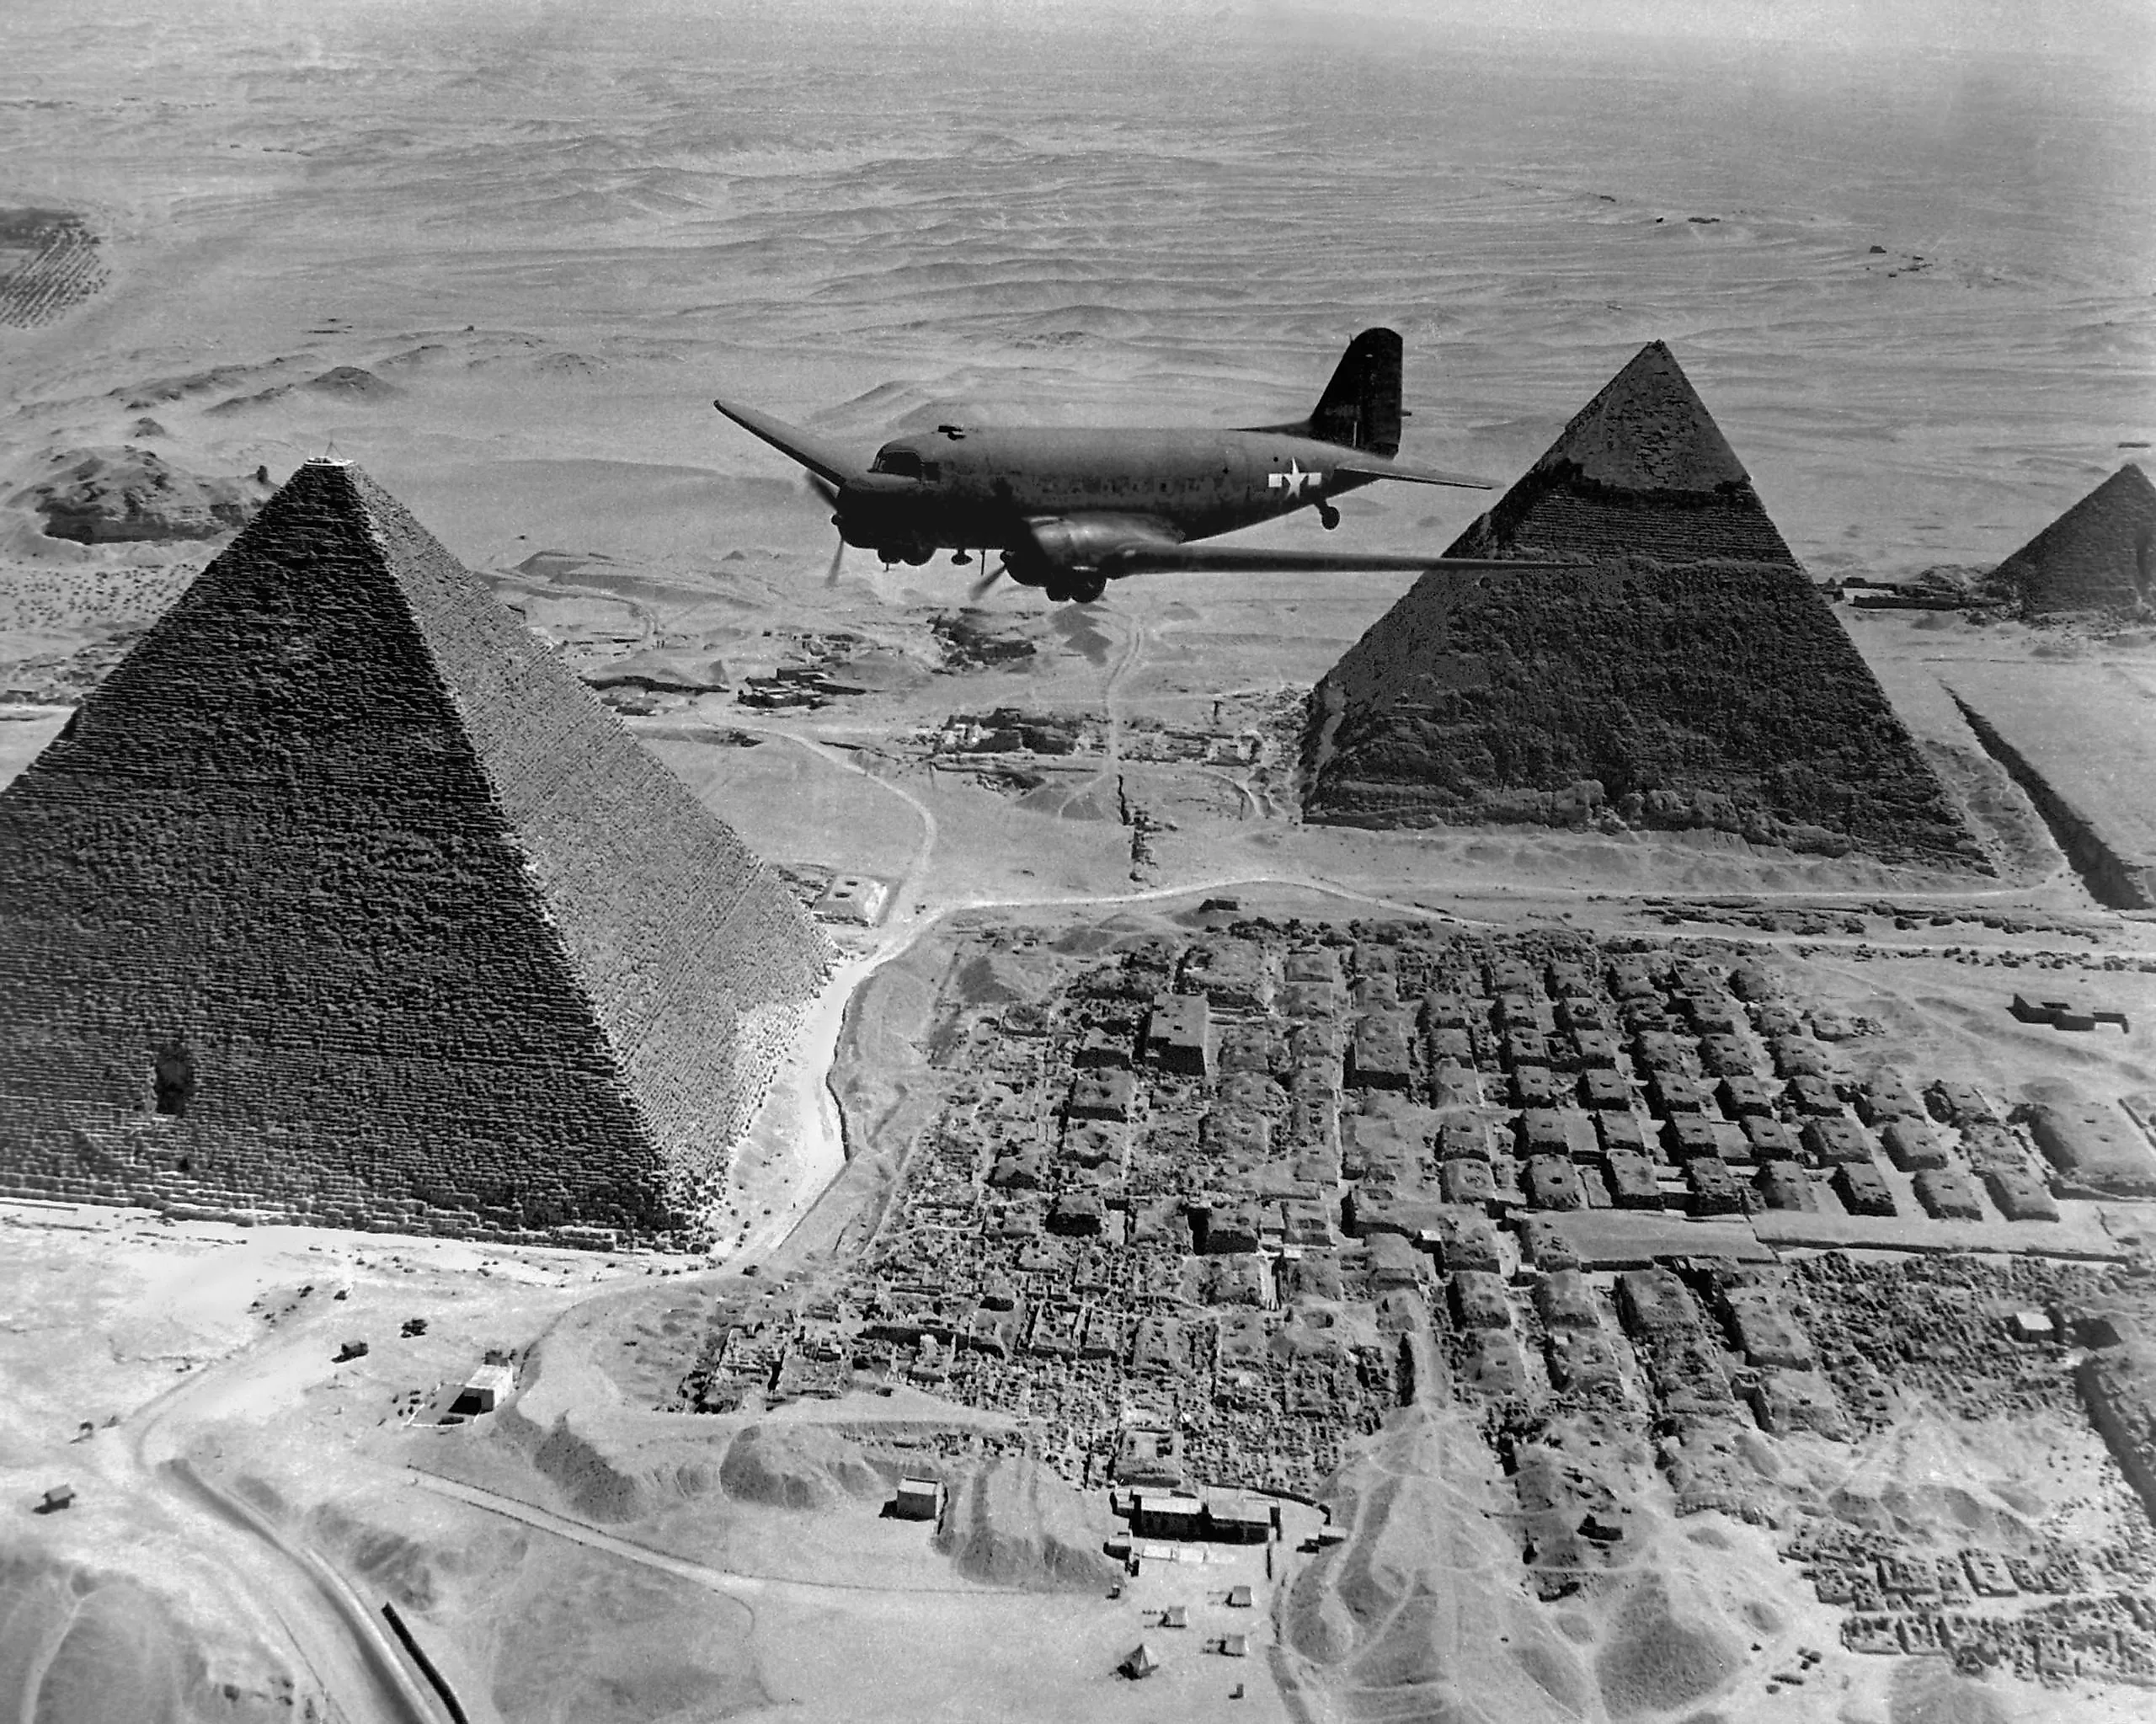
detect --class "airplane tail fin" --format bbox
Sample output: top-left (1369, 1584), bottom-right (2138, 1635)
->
top-left (1308, 328), bottom-right (1402, 457)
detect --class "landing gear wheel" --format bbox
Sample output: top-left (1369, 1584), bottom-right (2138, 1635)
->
top-left (1071, 576), bottom-right (1106, 604)
top-left (902, 546), bottom-right (934, 567)
top-left (1318, 503), bottom-right (1341, 531)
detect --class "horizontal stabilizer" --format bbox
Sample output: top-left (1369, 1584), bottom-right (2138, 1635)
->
top-left (1101, 546), bottom-right (1572, 579)
top-left (712, 398), bottom-right (866, 488)
top-left (1334, 457), bottom-right (1496, 490)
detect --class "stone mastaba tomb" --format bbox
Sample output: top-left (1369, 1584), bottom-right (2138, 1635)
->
top-left (1303, 344), bottom-right (1983, 868)
top-left (0, 460), bottom-right (829, 1248)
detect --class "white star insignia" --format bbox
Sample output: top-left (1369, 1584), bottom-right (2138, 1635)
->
top-left (1267, 458), bottom-right (1321, 498)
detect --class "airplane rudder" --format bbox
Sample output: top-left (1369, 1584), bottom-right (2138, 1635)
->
top-left (1314, 328), bottom-right (1402, 456)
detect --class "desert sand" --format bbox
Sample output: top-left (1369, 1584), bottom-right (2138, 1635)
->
top-left (5, 3), bottom-right (2156, 1722)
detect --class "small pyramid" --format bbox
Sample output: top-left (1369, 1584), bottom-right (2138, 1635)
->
top-left (1445, 342), bottom-right (1800, 568)
top-left (0, 461), bottom-right (829, 1247)
top-left (1990, 462), bottom-right (2156, 616)
top-left (1302, 346), bottom-right (1980, 867)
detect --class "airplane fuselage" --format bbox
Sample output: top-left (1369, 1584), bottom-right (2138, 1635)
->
top-left (713, 327), bottom-right (1507, 604)
top-left (837, 426), bottom-right (1376, 563)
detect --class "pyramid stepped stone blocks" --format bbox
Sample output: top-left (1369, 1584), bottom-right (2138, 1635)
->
top-left (1441, 340), bottom-right (1800, 568)
top-left (1304, 344), bottom-right (1983, 868)
top-left (0, 461), bottom-right (830, 1249)
top-left (1989, 462), bottom-right (2156, 616)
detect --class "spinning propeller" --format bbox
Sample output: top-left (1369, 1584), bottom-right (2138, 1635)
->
top-left (804, 472), bottom-right (847, 585)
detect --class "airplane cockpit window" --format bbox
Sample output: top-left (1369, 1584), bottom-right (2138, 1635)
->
top-left (871, 449), bottom-right (923, 478)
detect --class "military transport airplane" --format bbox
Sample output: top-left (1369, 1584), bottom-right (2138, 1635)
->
top-left (713, 328), bottom-right (1536, 604)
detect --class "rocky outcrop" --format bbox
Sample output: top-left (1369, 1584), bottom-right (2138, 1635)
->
top-left (19, 446), bottom-right (270, 543)
top-left (1988, 462), bottom-right (2156, 616)
top-left (0, 460), bottom-right (830, 1249)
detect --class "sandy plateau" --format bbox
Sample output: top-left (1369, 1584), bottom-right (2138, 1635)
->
top-left (7, 3), bottom-right (2156, 1724)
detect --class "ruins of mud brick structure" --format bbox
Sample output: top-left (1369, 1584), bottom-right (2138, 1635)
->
top-left (1988, 462), bottom-right (2156, 616)
top-left (0, 207), bottom-right (109, 329)
top-left (1302, 342), bottom-right (1982, 869)
top-left (2027, 1095), bottom-right (2156, 1199)
top-left (1785, 1516), bottom-right (2156, 1684)
top-left (0, 461), bottom-right (830, 1247)
top-left (644, 912), bottom-right (2156, 1692)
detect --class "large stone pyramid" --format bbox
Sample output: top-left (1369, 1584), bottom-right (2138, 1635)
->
top-left (1303, 347), bottom-right (1983, 868)
top-left (1990, 462), bottom-right (2155, 616)
top-left (1443, 341), bottom-right (1800, 567)
top-left (0, 461), bottom-right (830, 1248)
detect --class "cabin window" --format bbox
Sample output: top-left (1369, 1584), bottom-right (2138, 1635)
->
top-left (871, 450), bottom-right (923, 478)
top-left (921, 462), bottom-right (942, 483)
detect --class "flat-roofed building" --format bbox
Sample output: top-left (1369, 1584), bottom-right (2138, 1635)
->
top-left (1618, 1268), bottom-right (1701, 1337)
top-left (1450, 1270), bottom-right (1513, 1330)
top-left (1882, 1120), bottom-right (1948, 1172)
top-left (1145, 994), bottom-right (1210, 1076)
top-left (1986, 1167), bottom-right (2061, 1222)
top-left (1534, 1269), bottom-right (1600, 1329)
top-left (1834, 1161), bottom-right (1896, 1216)
top-left (1070, 1067), bottom-right (1139, 1122)
top-left (1205, 1496), bottom-right (1273, 1544)
top-left (2029, 1097), bottom-right (2156, 1197)
top-left (1604, 1150), bottom-right (1662, 1209)
top-left (1857, 1070), bottom-right (1927, 1124)
top-left (452, 1364), bottom-right (515, 1416)
top-left (1524, 1155), bottom-right (1584, 1211)
top-left (813, 873), bottom-right (889, 925)
top-left (892, 1476), bottom-right (942, 1520)
top-left (1132, 1489), bottom-right (1205, 1540)
top-left (1598, 1110), bottom-right (1653, 1158)
top-left (1757, 1162), bottom-right (1812, 1211)
top-left (1914, 1166), bottom-right (1986, 1221)
top-left (1440, 1158), bottom-right (1496, 1209)
top-left (1718, 1075), bottom-right (1777, 1118)
top-left (1802, 1118), bottom-right (1874, 1165)
top-left (1684, 1156), bottom-right (1742, 1215)
top-left (1743, 1117), bottom-right (1800, 1161)
top-left (1436, 1208), bottom-right (1502, 1273)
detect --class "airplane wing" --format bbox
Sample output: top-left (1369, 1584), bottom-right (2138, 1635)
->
top-left (1099, 544), bottom-right (1570, 579)
top-left (1331, 455), bottom-right (1496, 490)
top-left (712, 398), bottom-right (865, 488)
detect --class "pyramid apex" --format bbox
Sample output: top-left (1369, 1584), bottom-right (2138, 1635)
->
top-left (1536, 340), bottom-right (1749, 494)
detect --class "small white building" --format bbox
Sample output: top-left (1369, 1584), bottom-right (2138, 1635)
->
top-left (814, 875), bottom-right (889, 926)
top-left (453, 1364), bottom-right (515, 1416)
top-left (892, 1476), bottom-right (942, 1521)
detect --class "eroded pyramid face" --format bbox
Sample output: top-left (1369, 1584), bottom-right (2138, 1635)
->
top-left (0, 461), bottom-right (828, 1249)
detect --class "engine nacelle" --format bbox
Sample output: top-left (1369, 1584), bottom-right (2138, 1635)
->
top-left (1023, 515), bottom-right (1139, 573)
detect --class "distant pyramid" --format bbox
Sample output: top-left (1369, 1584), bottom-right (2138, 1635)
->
top-left (0, 461), bottom-right (830, 1247)
top-left (1303, 346), bottom-right (1982, 868)
top-left (1990, 462), bottom-right (2156, 616)
top-left (1444, 341), bottom-right (1801, 568)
